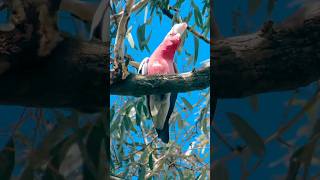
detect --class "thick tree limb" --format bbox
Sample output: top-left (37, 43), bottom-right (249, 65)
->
top-left (111, 66), bottom-right (210, 96)
top-left (0, 37), bottom-right (107, 109)
top-left (0, 2), bottom-right (320, 108)
top-left (212, 2), bottom-right (320, 98)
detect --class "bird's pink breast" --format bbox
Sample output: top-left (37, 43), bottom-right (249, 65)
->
top-left (147, 59), bottom-right (175, 75)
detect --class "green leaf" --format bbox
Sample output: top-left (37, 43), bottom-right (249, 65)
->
top-left (136, 2), bottom-right (149, 15)
top-left (142, 103), bottom-right (149, 118)
top-left (0, 138), bottom-right (15, 180)
top-left (177, 113), bottom-right (184, 128)
top-left (203, 17), bottom-right (210, 37)
top-left (226, 112), bottom-right (265, 157)
top-left (140, 149), bottom-right (148, 163)
top-left (199, 168), bottom-right (207, 180)
top-left (148, 153), bottom-right (153, 170)
top-left (287, 146), bottom-right (304, 179)
top-left (183, 11), bottom-right (193, 23)
top-left (144, 5), bottom-right (148, 24)
top-left (126, 32), bottom-right (135, 48)
top-left (213, 161), bottom-right (229, 180)
top-left (124, 115), bottom-right (131, 131)
top-left (174, 0), bottom-right (185, 9)
top-left (138, 166), bottom-right (146, 180)
top-left (248, 0), bottom-right (262, 16)
top-left (44, 125), bottom-right (91, 180)
top-left (193, 36), bottom-right (199, 65)
top-left (136, 103), bottom-right (142, 127)
top-left (89, 0), bottom-right (107, 39)
top-left (110, 114), bottom-right (121, 134)
top-left (175, 167), bottom-right (184, 179)
top-left (137, 24), bottom-right (146, 50)
top-left (202, 117), bottom-right (209, 135)
top-left (110, 105), bottom-right (115, 122)
top-left (191, 0), bottom-right (203, 27)
top-left (181, 97), bottom-right (193, 110)
top-left (137, 24), bottom-right (151, 51)
top-left (84, 120), bottom-right (106, 179)
top-left (142, 30), bottom-right (152, 51)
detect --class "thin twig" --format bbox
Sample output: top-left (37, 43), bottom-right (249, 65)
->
top-left (212, 122), bottom-right (235, 152)
top-left (160, 6), bottom-right (210, 44)
top-left (111, 0), bottom-right (149, 23)
top-left (276, 136), bottom-right (293, 148)
top-left (265, 89), bottom-right (320, 144)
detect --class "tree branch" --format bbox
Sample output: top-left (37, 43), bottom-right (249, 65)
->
top-left (111, 66), bottom-right (209, 96)
top-left (0, 2), bottom-right (320, 108)
top-left (112, 0), bottom-right (135, 80)
top-left (213, 2), bottom-right (320, 98)
top-left (160, 5), bottom-right (210, 44)
top-left (111, 0), bottom-right (149, 23)
top-left (0, 36), bottom-right (107, 109)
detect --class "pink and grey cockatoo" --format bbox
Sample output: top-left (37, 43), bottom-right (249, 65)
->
top-left (138, 22), bottom-right (188, 143)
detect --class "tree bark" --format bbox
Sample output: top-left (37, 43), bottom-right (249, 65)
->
top-left (0, 2), bottom-right (320, 108)
top-left (212, 3), bottom-right (320, 98)
top-left (110, 66), bottom-right (209, 96)
top-left (0, 37), bottom-right (107, 109)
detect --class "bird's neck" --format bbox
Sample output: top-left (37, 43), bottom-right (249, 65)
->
top-left (150, 43), bottom-right (177, 62)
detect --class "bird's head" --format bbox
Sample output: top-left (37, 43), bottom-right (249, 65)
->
top-left (162, 22), bottom-right (187, 50)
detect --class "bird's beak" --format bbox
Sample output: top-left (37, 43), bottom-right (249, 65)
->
top-left (173, 22), bottom-right (187, 36)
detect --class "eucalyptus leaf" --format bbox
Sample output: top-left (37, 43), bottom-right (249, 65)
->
top-left (193, 36), bottom-right (199, 65)
top-left (227, 112), bottom-right (265, 157)
top-left (126, 32), bottom-right (135, 48)
top-left (89, 0), bottom-right (107, 39)
top-left (148, 153), bottom-right (153, 170)
top-left (138, 166), bottom-right (146, 180)
top-left (110, 105), bottom-right (115, 122)
top-left (181, 97), bottom-right (193, 110)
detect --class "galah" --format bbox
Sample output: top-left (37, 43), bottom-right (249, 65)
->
top-left (138, 22), bottom-right (187, 143)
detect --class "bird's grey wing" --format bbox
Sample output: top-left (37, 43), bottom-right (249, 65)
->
top-left (146, 95), bottom-right (152, 119)
top-left (155, 61), bottom-right (178, 143)
top-left (155, 93), bottom-right (177, 143)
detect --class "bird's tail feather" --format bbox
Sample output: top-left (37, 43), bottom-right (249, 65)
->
top-left (156, 120), bottom-right (169, 143)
